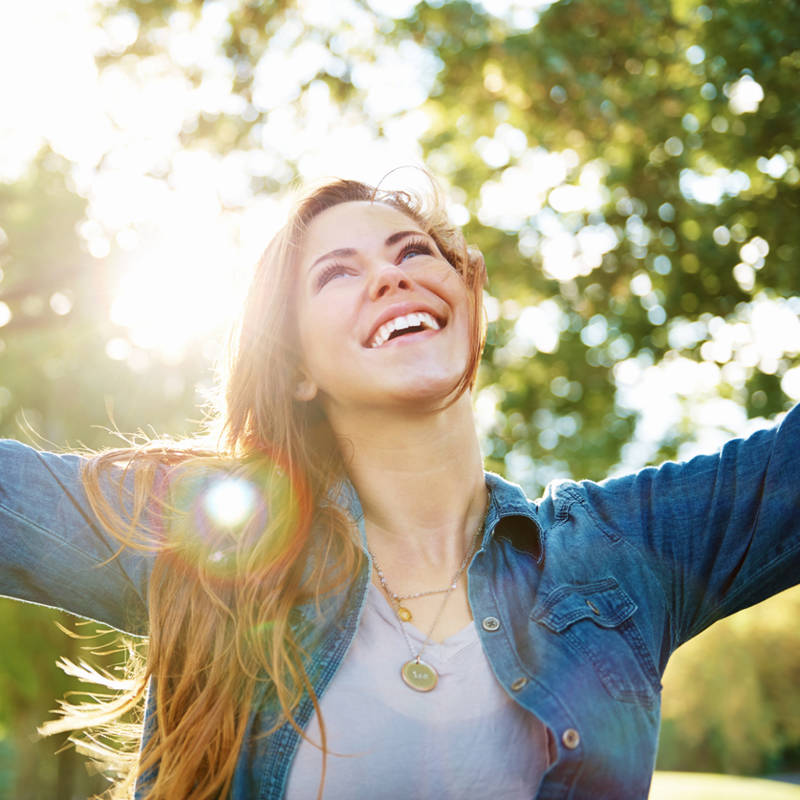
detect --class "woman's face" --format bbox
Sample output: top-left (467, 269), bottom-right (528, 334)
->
top-left (294, 200), bottom-right (473, 417)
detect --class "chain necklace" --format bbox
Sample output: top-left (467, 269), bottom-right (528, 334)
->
top-left (368, 494), bottom-right (488, 692)
top-left (372, 534), bottom-right (477, 622)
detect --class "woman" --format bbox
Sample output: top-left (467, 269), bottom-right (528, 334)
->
top-left (1, 177), bottom-right (798, 800)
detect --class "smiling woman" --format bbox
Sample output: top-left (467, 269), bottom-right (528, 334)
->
top-left (294, 200), bottom-right (479, 415)
top-left (1, 176), bottom-right (799, 800)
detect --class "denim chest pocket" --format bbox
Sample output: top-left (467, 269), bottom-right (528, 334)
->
top-left (531, 577), bottom-right (662, 707)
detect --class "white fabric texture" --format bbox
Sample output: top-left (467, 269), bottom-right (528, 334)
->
top-left (285, 583), bottom-right (549, 799)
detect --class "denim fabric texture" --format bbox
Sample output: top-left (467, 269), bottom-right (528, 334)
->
top-left (1, 405), bottom-right (799, 799)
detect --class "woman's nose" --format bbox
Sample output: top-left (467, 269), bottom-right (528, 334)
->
top-left (369, 262), bottom-right (412, 300)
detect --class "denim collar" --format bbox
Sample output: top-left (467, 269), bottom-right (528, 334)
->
top-left (484, 471), bottom-right (544, 563)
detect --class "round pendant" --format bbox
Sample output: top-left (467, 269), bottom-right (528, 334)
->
top-left (401, 659), bottom-right (438, 692)
top-left (397, 606), bottom-right (412, 622)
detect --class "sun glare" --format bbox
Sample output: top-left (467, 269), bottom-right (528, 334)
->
top-left (0, 0), bottom-right (106, 181)
top-left (109, 237), bottom-right (235, 363)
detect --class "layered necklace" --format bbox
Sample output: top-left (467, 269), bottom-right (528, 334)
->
top-left (368, 494), bottom-right (488, 692)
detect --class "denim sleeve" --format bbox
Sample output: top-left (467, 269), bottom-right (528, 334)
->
top-left (578, 404), bottom-right (800, 648)
top-left (0, 440), bottom-right (155, 635)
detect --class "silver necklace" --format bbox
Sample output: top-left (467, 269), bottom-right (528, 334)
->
top-left (368, 495), bottom-right (487, 692)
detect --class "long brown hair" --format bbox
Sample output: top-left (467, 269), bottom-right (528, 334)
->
top-left (44, 176), bottom-right (487, 798)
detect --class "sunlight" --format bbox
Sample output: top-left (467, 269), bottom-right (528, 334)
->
top-left (108, 222), bottom-right (246, 363)
top-left (610, 293), bottom-right (800, 473)
top-left (728, 75), bottom-right (764, 115)
top-left (0, 0), bottom-right (107, 180)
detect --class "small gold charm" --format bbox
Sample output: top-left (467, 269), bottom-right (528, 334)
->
top-left (397, 606), bottom-right (412, 622)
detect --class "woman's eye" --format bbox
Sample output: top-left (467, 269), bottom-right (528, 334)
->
top-left (315, 263), bottom-right (348, 290)
top-left (398, 239), bottom-right (433, 262)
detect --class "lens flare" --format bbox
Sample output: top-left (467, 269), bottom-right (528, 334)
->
top-left (203, 476), bottom-right (259, 529)
top-left (164, 454), bottom-right (312, 584)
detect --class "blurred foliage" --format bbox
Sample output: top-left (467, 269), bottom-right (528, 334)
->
top-left (407, 0), bottom-right (799, 484)
top-left (1, 0), bottom-right (800, 793)
top-left (658, 588), bottom-right (800, 775)
top-left (0, 603), bottom-right (106, 800)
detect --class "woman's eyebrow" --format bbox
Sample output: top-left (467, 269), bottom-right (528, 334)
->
top-left (308, 230), bottom-right (427, 273)
top-left (309, 247), bottom-right (356, 273)
top-left (384, 229), bottom-right (425, 247)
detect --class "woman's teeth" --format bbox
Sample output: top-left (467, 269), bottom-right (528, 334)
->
top-left (369, 312), bottom-right (441, 348)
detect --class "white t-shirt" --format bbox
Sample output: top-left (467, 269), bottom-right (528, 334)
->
top-left (286, 584), bottom-right (550, 799)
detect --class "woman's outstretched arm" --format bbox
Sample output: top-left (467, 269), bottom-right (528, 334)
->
top-left (574, 403), bottom-right (800, 651)
top-left (0, 439), bottom-right (155, 635)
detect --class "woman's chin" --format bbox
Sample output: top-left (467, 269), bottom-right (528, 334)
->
top-left (378, 372), bottom-right (468, 410)
top-left (316, 359), bottom-right (470, 421)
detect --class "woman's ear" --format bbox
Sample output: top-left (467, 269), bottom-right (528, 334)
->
top-left (293, 376), bottom-right (318, 402)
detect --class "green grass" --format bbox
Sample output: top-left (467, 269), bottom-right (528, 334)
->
top-left (650, 772), bottom-right (800, 799)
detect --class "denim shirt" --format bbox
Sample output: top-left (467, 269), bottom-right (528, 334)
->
top-left (1, 405), bottom-right (799, 799)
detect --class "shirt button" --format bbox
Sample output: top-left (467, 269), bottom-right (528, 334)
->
top-left (510, 676), bottom-right (528, 691)
top-left (562, 728), bottom-right (580, 750)
top-left (481, 616), bottom-right (501, 632)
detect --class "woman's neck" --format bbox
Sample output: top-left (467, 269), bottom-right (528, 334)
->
top-left (328, 392), bottom-right (487, 570)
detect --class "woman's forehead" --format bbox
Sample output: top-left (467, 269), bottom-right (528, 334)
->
top-left (300, 201), bottom-right (423, 263)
